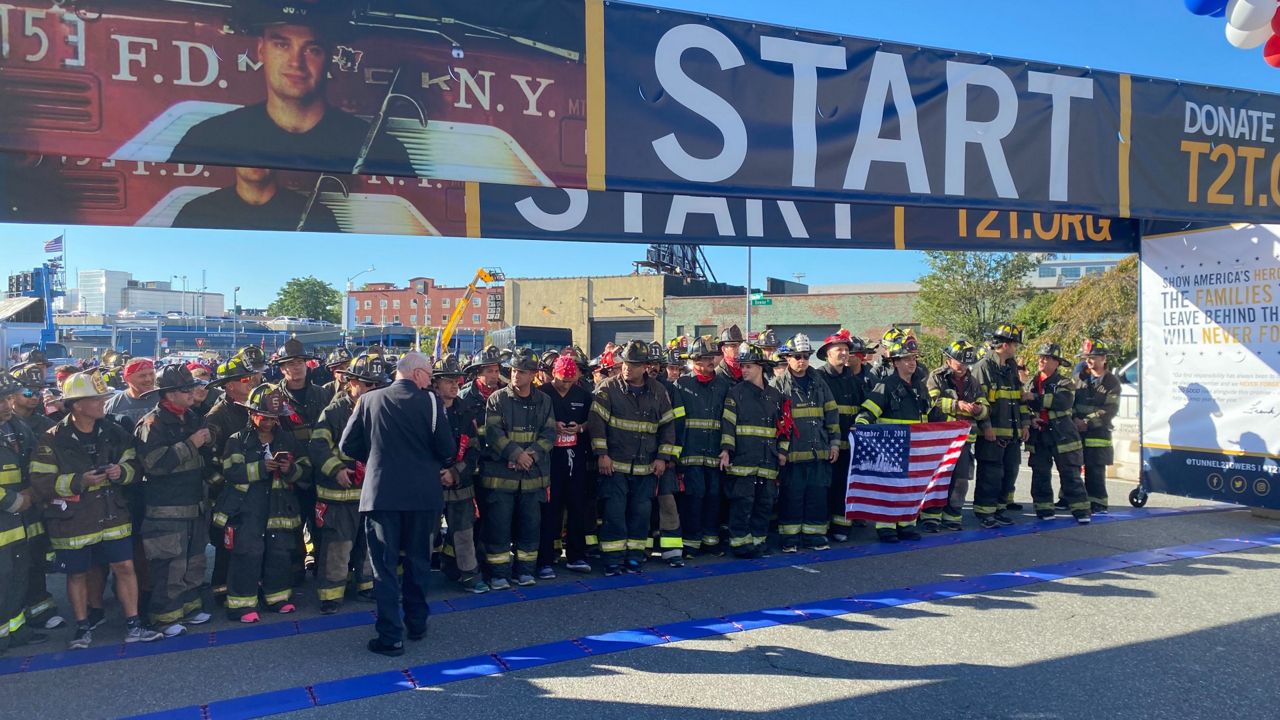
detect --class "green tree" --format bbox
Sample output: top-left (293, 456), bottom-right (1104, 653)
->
top-left (1033, 255), bottom-right (1138, 364)
top-left (914, 251), bottom-right (1042, 343)
top-left (267, 276), bottom-right (342, 324)
top-left (1012, 290), bottom-right (1058, 341)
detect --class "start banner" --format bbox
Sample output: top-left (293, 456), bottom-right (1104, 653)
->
top-left (2, 1), bottom-right (1279, 225)
top-left (1140, 224), bottom-right (1280, 509)
top-left (0, 152), bottom-right (1138, 253)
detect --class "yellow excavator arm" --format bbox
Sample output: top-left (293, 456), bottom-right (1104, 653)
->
top-left (438, 267), bottom-right (503, 354)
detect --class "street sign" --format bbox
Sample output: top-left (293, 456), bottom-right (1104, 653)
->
top-left (749, 292), bottom-right (765, 301)
top-left (750, 298), bottom-right (772, 306)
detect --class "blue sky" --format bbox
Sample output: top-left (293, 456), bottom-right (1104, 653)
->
top-left (2, 0), bottom-right (1273, 306)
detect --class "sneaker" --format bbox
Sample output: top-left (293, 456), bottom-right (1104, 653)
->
top-left (460, 577), bottom-right (490, 594)
top-left (781, 545), bottom-right (799, 554)
top-left (515, 575), bottom-right (537, 587)
top-left (162, 623), bottom-right (187, 638)
top-left (86, 607), bottom-right (107, 631)
top-left (367, 638), bottom-right (404, 657)
top-left (320, 600), bottom-right (341, 615)
top-left (1053, 498), bottom-right (1070, 510)
top-left (603, 565), bottom-right (622, 577)
top-left (1091, 504), bottom-right (1110, 515)
top-left (489, 577), bottom-right (511, 591)
top-left (43, 614), bottom-right (66, 630)
top-left (941, 520), bottom-right (964, 531)
top-left (275, 603), bottom-right (297, 614)
top-left (979, 516), bottom-right (999, 530)
top-left (238, 612), bottom-right (261, 624)
top-left (831, 533), bottom-right (849, 543)
top-left (537, 565), bottom-right (556, 580)
top-left (897, 527), bottom-right (923, 541)
top-left (186, 611), bottom-right (212, 625)
top-left (125, 624), bottom-right (164, 644)
top-left (1006, 502), bottom-right (1024, 511)
top-left (876, 528), bottom-right (900, 543)
top-left (623, 559), bottom-right (642, 574)
top-left (1073, 511), bottom-right (1092, 525)
top-left (993, 513), bottom-right (1016, 527)
top-left (69, 626), bottom-right (92, 650)
top-left (1036, 511), bottom-right (1055, 520)
top-left (565, 560), bottom-right (592, 574)
top-left (920, 521), bottom-right (941, 534)
top-left (810, 542), bottom-right (830, 551)
top-left (667, 557), bottom-right (686, 568)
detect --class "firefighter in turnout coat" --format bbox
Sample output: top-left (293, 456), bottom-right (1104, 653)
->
top-left (309, 353), bottom-right (388, 613)
top-left (673, 336), bottom-right (731, 555)
top-left (856, 335), bottom-right (933, 542)
top-left (0, 373), bottom-right (44, 651)
top-left (920, 339), bottom-right (990, 532)
top-left (1073, 340), bottom-right (1122, 513)
top-left (718, 344), bottom-right (788, 558)
top-left (135, 364), bottom-right (215, 634)
top-left (772, 334), bottom-right (841, 551)
top-left (481, 348), bottom-right (557, 589)
top-left (434, 355), bottom-right (489, 594)
top-left (216, 384), bottom-right (307, 622)
top-left (1025, 344), bottom-right (1090, 524)
top-left (815, 329), bottom-right (868, 542)
top-left (588, 341), bottom-right (678, 576)
top-left (970, 323), bottom-right (1031, 529)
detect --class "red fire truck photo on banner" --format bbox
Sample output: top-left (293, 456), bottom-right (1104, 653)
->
top-left (0, 0), bottom-right (585, 186)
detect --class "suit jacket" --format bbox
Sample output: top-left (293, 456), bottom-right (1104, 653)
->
top-left (339, 379), bottom-right (456, 513)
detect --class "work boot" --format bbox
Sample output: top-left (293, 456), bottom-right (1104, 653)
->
top-left (941, 520), bottom-right (963, 531)
top-left (897, 526), bottom-right (922, 541)
top-left (993, 513), bottom-right (1015, 527)
top-left (1073, 510), bottom-right (1092, 525)
top-left (1006, 502), bottom-right (1024, 511)
top-left (1091, 503), bottom-right (1109, 515)
top-left (1053, 498), bottom-right (1070, 510)
top-left (920, 519), bottom-right (941, 534)
top-left (667, 556), bottom-right (686, 568)
top-left (1036, 510), bottom-right (1055, 520)
top-left (978, 516), bottom-right (999, 530)
top-left (320, 600), bottom-right (341, 615)
top-left (876, 528), bottom-right (900, 543)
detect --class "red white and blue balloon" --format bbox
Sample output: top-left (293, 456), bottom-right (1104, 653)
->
top-left (1186, 0), bottom-right (1280, 66)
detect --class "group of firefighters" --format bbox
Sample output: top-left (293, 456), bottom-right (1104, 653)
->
top-left (0, 321), bottom-right (1121, 653)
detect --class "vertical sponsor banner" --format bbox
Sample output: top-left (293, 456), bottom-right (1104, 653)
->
top-left (1140, 225), bottom-right (1280, 508)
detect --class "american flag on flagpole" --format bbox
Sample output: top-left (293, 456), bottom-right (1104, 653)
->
top-left (845, 421), bottom-right (972, 524)
top-left (43, 234), bottom-right (64, 253)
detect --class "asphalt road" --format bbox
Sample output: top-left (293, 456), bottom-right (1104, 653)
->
top-left (8, 477), bottom-right (1280, 720)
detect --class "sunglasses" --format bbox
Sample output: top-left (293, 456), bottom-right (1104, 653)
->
top-left (791, 353), bottom-right (812, 360)
top-left (20, 389), bottom-right (36, 398)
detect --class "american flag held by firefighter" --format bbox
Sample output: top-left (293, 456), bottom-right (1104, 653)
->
top-left (845, 421), bottom-right (972, 524)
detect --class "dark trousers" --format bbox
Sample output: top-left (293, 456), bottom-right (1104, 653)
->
top-left (141, 513), bottom-right (207, 626)
top-left (22, 518), bottom-right (55, 623)
top-left (828, 449), bottom-right (852, 534)
top-left (0, 534), bottom-right (31, 650)
top-left (677, 465), bottom-right (722, 551)
top-left (482, 489), bottom-right (543, 579)
top-left (974, 438), bottom-right (1021, 517)
top-left (226, 529), bottom-right (295, 615)
top-left (363, 510), bottom-right (438, 645)
top-left (317, 502), bottom-right (371, 604)
top-left (1083, 446), bottom-right (1112, 509)
top-left (539, 448), bottom-right (591, 566)
top-left (1028, 432), bottom-right (1087, 513)
top-left (726, 475), bottom-right (776, 556)
top-left (778, 461), bottom-right (830, 547)
top-left (598, 473), bottom-right (657, 564)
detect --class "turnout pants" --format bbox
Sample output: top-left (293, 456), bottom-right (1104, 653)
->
top-left (316, 501), bottom-right (372, 604)
top-left (364, 510), bottom-right (438, 645)
top-left (828, 449), bottom-right (852, 537)
top-left (1083, 444), bottom-right (1113, 510)
top-left (482, 488), bottom-right (543, 580)
top-left (677, 465), bottom-right (722, 552)
top-left (778, 461), bottom-right (830, 547)
top-left (539, 448), bottom-right (592, 567)
top-left (598, 473), bottom-right (657, 565)
top-left (227, 527), bottom-right (296, 616)
top-left (1028, 431), bottom-right (1088, 516)
top-left (141, 510), bottom-right (208, 626)
top-left (22, 513), bottom-right (56, 624)
top-left (441, 498), bottom-right (479, 580)
top-left (0, 529), bottom-right (31, 650)
top-left (725, 475), bottom-right (776, 556)
top-left (654, 470), bottom-right (683, 561)
top-left (973, 438), bottom-right (1021, 518)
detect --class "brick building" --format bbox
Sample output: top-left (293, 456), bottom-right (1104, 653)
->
top-left (347, 276), bottom-right (502, 332)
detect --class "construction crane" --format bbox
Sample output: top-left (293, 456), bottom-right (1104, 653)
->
top-left (437, 267), bottom-right (504, 356)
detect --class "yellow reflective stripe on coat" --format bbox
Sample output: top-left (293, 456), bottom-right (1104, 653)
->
top-left (590, 402), bottom-right (612, 422)
top-left (317, 486), bottom-right (362, 502)
top-left (55, 473), bottom-right (77, 497)
top-left (721, 408), bottom-right (738, 425)
top-left (737, 425), bottom-right (775, 438)
top-left (658, 410), bottom-right (675, 425)
top-left (877, 418), bottom-right (919, 425)
top-left (1084, 438), bottom-right (1113, 448)
top-left (0, 524), bottom-right (27, 547)
top-left (29, 460), bottom-right (59, 475)
top-left (685, 418), bottom-right (719, 430)
top-left (836, 404), bottom-right (859, 416)
top-left (49, 522), bottom-right (132, 550)
top-left (266, 516), bottom-right (302, 530)
top-left (591, 438), bottom-right (608, 450)
top-left (671, 406), bottom-right (687, 419)
top-left (0, 466), bottom-right (20, 486)
top-left (791, 406), bottom-right (824, 418)
top-left (725, 465), bottom-right (779, 480)
top-left (721, 433), bottom-right (736, 447)
top-left (861, 399), bottom-right (883, 417)
top-left (608, 417), bottom-right (658, 434)
top-left (508, 430), bottom-right (537, 443)
top-left (657, 444), bottom-right (679, 457)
